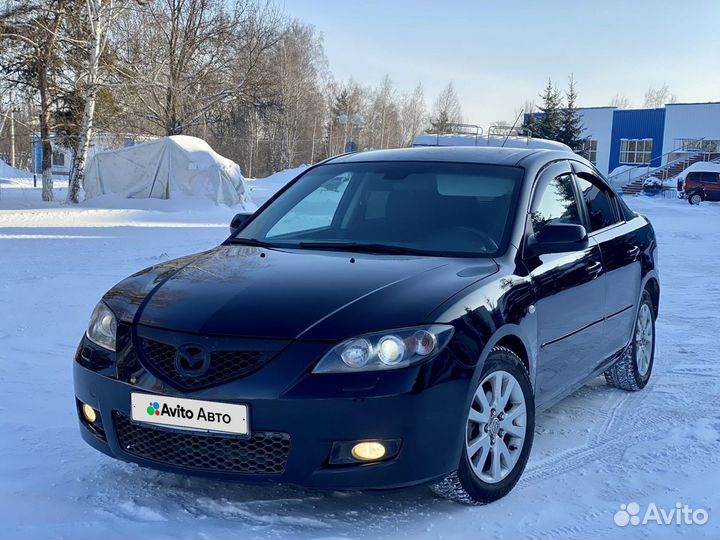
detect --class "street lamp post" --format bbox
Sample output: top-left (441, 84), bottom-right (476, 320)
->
top-left (338, 113), bottom-right (363, 153)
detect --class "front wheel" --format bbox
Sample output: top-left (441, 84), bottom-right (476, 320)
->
top-left (430, 346), bottom-right (535, 505)
top-left (689, 193), bottom-right (703, 205)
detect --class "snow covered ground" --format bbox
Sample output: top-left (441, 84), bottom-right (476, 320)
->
top-left (1, 173), bottom-right (719, 539)
top-left (246, 166), bottom-right (308, 205)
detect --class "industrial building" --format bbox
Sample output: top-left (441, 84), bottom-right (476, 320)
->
top-left (525, 101), bottom-right (720, 176)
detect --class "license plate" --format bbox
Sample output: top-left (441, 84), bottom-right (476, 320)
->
top-left (130, 393), bottom-right (249, 435)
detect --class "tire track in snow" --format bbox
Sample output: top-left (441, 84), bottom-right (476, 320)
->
top-left (519, 380), bottom-right (674, 488)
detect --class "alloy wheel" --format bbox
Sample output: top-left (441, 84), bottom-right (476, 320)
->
top-left (635, 303), bottom-right (654, 376)
top-left (465, 370), bottom-right (527, 484)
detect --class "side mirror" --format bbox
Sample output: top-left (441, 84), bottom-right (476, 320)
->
top-left (230, 212), bottom-right (254, 235)
top-left (528, 222), bottom-right (588, 256)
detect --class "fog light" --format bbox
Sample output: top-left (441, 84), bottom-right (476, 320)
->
top-left (82, 403), bottom-right (98, 424)
top-left (351, 441), bottom-right (386, 461)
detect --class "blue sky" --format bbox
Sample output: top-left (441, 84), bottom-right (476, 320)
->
top-left (280, 0), bottom-right (720, 126)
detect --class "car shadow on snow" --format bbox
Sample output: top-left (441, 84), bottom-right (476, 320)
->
top-left (83, 459), bottom-right (457, 534)
top-left (80, 377), bottom-right (630, 535)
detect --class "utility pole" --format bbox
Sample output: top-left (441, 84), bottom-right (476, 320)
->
top-left (310, 117), bottom-right (317, 164)
top-left (9, 93), bottom-right (16, 168)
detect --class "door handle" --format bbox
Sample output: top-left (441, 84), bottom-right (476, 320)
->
top-left (627, 245), bottom-right (640, 260)
top-left (587, 261), bottom-right (603, 278)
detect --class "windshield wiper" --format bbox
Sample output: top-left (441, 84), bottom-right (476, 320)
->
top-left (297, 241), bottom-right (430, 256)
top-left (227, 237), bottom-right (277, 248)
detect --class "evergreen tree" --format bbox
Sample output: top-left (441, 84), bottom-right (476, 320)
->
top-left (559, 75), bottom-right (585, 151)
top-left (529, 79), bottom-right (563, 141)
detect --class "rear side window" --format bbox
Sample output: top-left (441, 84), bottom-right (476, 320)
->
top-left (576, 176), bottom-right (619, 231)
top-left (701, 172), bottom-right (719, 183)
top-left (530, 174), bottom-right (581, 235)
top-left (686, 172), bottom-right (719, 184)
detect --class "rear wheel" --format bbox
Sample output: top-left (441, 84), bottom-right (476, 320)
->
top-left (430, 346), bottom-right (534, 505)
top-left (689, 193), bottom-right (703, 205)
top-left (604, 290), bottom-right (655, 391)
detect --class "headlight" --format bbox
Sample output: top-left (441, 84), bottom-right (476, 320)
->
top-left (86, 301), bottom-right (117, 351)
top-left (313, 325), bottom-right (454, 373)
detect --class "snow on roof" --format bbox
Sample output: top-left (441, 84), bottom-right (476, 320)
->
top-left (413, 133), bottom-right (571, 151)
top-left (677, 161), bottom-right (720, 179)
top-left (97, 135), bottom-right (236, 170)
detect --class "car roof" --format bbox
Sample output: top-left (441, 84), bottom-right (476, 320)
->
top-left (325, 146), bottom-right (578, 168)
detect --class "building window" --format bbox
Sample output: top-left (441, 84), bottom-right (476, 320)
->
top-left (52, 151), bottom-right (65, 167)
top-left (620, 139), bottom-right (653, 164)
top-left (579, 140), bottom-right (598, 164)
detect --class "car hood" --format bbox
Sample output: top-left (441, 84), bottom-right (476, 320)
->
top-left (104, 245), bottom-right (499, 340)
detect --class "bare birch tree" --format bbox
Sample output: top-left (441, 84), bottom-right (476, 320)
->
top-left (0, 0), bottom-right (68, 201)
top-left (400, 83), bottom-right (426, 146)
top-left (643, 84), bottom-right (678, 108)
top-left (610, 94), bottom-right (631, 109)
top-left (274, 22), bottom-right (324, 169)
top-left (429, 82), bottom-right (462, 133)
top-left (114, 0), bottom-right (281, 137)
top-left (66, 0), bottom-right (135, 203)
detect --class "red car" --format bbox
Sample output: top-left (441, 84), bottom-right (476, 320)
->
top-left (684, 169), bottom-right (720, 204)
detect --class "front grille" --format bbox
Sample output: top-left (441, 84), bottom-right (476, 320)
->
top-left (139, 338), bottom-right (271, 390)
top-left (114, 412), bottom-right (290, 475)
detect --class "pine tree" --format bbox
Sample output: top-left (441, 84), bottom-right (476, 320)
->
top-left (559, 75), bottom-right (585, 151)
top-left (530, 79), bottom-right (563, 141)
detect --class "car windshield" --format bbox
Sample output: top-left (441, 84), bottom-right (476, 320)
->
top-left (233, 161), bottom-right (524, 257)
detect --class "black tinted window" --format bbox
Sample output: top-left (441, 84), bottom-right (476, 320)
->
top-left (576, 176), bottom-right (619, 231)
top-left (701, 172), bottom-right (719, 183)
top-left (530, 174), bottom-right (581, 234)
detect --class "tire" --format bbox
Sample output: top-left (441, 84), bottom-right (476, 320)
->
top-left (689, 193), bottom-right (703, 205)
top-left (604, 290), bottom-right (655, 391)
top-left (430, 346), bottom-right (535, 505)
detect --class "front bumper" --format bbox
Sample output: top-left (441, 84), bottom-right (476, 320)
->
top-left (73, 336), bottom-right (472, 491)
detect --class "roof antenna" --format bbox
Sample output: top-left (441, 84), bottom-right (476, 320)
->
top-left (502, 109), bottom-right (524, 148)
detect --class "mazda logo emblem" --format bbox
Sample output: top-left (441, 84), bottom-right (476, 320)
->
top-left (175, 344), bottom-right (210, 377)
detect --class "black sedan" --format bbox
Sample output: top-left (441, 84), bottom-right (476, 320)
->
top-left (74, 147), bottom-right (659, 504)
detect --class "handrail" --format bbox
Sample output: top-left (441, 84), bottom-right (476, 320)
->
top-left (488, 125), bottom-right (532, 143)
top-left (607, 137), bottom-right (706, 186)
top-left (429, 123), bottom-right (537, 147)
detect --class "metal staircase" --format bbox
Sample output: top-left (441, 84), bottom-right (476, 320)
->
top-left (618, 152), bottom-right (720, 195)
top-left (607, 138), bottom-right (720, 195)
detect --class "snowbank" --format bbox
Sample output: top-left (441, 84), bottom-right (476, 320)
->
top-left (0, 158), bottom-right (32, 180)
top-left (607, 165), bottom-right (652, 191)
top-left (246, 165), bottom-right (308, 205)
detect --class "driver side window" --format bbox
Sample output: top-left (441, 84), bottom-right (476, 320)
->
top-left (530, 173), bottom-right (581, 235)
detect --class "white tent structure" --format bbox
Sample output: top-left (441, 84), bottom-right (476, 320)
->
top-left (84, 136), bottom-right (250, 207)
